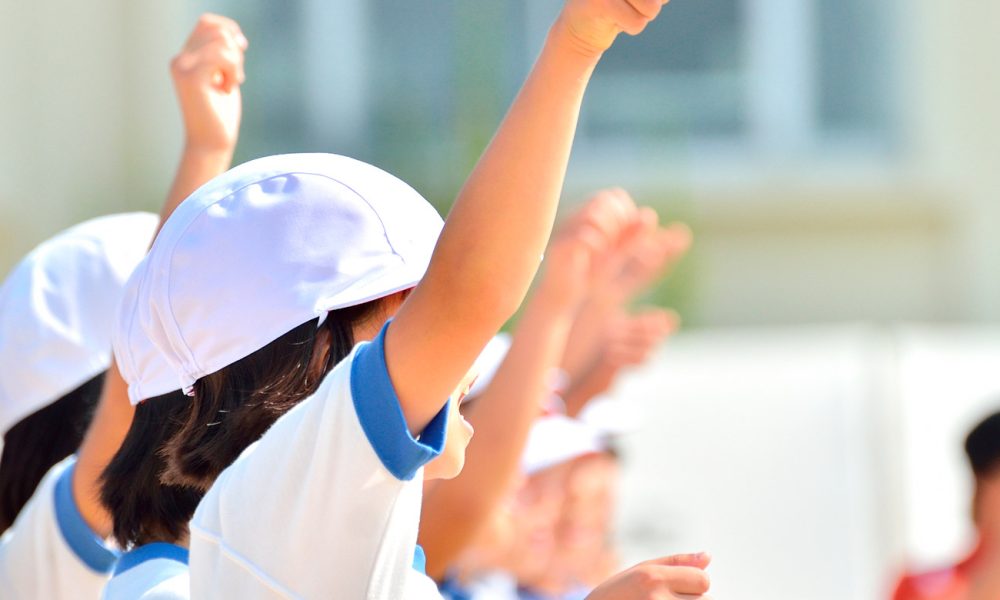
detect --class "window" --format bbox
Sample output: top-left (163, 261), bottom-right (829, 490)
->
top-left (212, 0), bottom-right (897, 191)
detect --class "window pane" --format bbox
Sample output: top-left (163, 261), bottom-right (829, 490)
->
top-left (816, 0), bottom-right (893, 139)
top-left (582, 0), bottom-right (746, 139)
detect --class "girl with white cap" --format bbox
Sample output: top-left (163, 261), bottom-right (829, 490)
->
top-left (0, 13), bottom-right (247, 599)
top-left (110, 0), bottom-right (697, 598)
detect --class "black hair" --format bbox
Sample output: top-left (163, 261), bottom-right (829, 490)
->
top-left (0, 372), bottom-right (105, 533)
top-left (100, 390), bottom-right (201, 548)
top-left (161, 302), bottom-right (382, 491)
top-left (102, 299), bottom-right (389, 548)
top-left (965, 410), bottom-right (1000, 478)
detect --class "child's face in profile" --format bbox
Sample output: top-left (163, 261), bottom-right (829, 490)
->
top-left (553, 452), bottom-right (619, 585)
top-left (424, 368), bottom-right (478, 480)
top-left (507, 461), bottom-right (575, 584)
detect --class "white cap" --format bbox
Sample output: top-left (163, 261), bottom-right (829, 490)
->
top-left (114, 153), bottom-right (444, 404)
top-left (521, 415), bottom-right (605, 475)
top-left (467, 333), bottom-right (511, 399)
top-left (0, 212), bottom-right (158, 434)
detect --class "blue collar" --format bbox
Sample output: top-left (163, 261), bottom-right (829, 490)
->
top-left (413, 544), bottom-right (427, 573)
top-left (113, 542), bottom-right (189, 576)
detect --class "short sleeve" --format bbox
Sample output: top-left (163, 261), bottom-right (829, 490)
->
top-left (54, 460), bottom-right (120, 572)
top-left (351, 321), bottom-right (449, 481)
top-left (0, 457), bottom-right (116, 599)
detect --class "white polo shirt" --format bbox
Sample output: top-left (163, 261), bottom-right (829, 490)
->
top-left (0, 456), bottom-right (119, 598)
top-left (189, 323), bottom-right (449, 599)
top-left (101, 543), bottom-right (189, 600)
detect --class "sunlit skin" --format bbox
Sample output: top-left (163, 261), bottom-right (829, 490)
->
top-left (554, 452), bottom-right (621, 589)
top-left (508, 461), bottom-right (578, 586)
top-left (424, 372), bottom-right (479, 480)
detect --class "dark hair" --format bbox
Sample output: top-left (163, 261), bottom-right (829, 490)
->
top-left (965, 410), bottom-right (1000, 478)
top-left (0, 372), bottom-right (105, 532)
top-left (100, 390), bottom-right (202, 548)
top-left (161, 301), bottom-right (384, 491)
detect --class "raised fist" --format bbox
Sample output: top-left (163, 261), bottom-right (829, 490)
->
top-left (557, 0), bottom-right (669, 56)
top-left (170, 14), bottom-right (248, 154)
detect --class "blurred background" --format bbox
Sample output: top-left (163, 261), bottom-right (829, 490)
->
top-left (1, 0), bottom-right (999, 598)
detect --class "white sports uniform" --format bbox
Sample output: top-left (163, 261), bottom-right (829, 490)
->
top-left (101, 543), bottom-right (189, 600)
top-left (190, 323), bottom-right (448, 599)
top-left (0, 457), bottom-right (119, 598)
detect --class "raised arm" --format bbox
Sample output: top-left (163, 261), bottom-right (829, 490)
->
top-left (158, 14), bottom-right (247, 235)
top-left (72, 14), bottom-right (247, 536)
top-left (419, 193), bottom-right (649, 578)
top-left (386, 0), bottom-right (668, 433)
top-left (560, 204), bottom-right (691, 386)
top-left (561, 307), bottom-right (678, 416)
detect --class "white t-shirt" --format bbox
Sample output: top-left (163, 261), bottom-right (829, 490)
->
top-left (0, 456), bottom-right (119, 599)
top-left (101, 543), bottom-right (189, 600)
top-left (190, 323), bottom-right (449, 599)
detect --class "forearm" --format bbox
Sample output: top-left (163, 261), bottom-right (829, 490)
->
top-left (388, 20), bottom-right (603, 432)
top-left (420, 285), bottom-right (576, 579)
top-left (71, 362), bottom-right (132, 537)
top-left (562, 361), bottom-right (618, 417)
top-left (157, 145), bottom-right (233, 236)
top-left (560, 291), bottom-right (620, 383)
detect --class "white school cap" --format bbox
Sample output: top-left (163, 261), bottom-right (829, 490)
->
top-left (114, 153), bottom-right (444, 404)
top-left (0, 212), bottom-right (159, 434)
top-left (521, 415), bottom-right (605, 475)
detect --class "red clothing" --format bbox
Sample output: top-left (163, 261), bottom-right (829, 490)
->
top-left (893, 547), bottom-right (984, 600)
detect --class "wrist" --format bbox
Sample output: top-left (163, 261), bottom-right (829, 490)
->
top-left (182, 140), bottom-right (235, 161)
top-left (547, 15), bottom-right (607, 64)
top-left (179, 143), bottom-right (235, 177)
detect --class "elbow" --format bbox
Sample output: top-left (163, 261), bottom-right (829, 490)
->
top-left (469, 276), bottom-right (527, 326)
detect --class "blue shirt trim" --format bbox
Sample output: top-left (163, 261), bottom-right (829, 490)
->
top-left (53, 459), bottom-right (120, 573)
top-left (351, 320), bottom-right (449, 481)
top-left (113, 542), bottom-right (189, 576)
top-left (413, 544), bottom-right (427, 573)
top-left (438, 576), bottom-right (473, 600)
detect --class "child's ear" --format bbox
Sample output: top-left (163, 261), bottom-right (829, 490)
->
top-left (308, 324), bottom-right (333, 382)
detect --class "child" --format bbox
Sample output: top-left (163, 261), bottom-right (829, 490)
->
top-left (438, 416), bottom-right (710, 600)
top-left (113, 0), bottom-right (703, 598)
top-left (0, 13), bottom-right (246, 600)
top-left (0, 212), bottom-right (157, 532)
top-left (0, 213), bottom-right (158, 600)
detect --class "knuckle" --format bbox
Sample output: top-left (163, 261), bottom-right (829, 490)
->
top-left (690, 570), bottom-right (711, 594)
top-left (632, 567), bottom-right (660, 591)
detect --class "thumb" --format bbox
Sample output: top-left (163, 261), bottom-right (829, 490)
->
top-left (648, 552), bottom-right (711, 570)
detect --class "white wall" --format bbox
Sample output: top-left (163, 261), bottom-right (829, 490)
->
top-left (0, 1), bottom-right (186, 274)
top-left (612, 325), bottom-right (1000, 599)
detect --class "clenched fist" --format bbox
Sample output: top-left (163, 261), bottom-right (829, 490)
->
top-left (170, 14), bottom-right (248, 154)
top-left (556, 0), bottom-right (669, 57)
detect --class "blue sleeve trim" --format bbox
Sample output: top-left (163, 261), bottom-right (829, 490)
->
top-left (412, 544), bottom-right (427, 574)
top-left (113, 542), bottom-right (189, 576)
top-left (53, 459), bottom-right (121, 573)
top-left (351, 320), bottom-right (449, 481)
